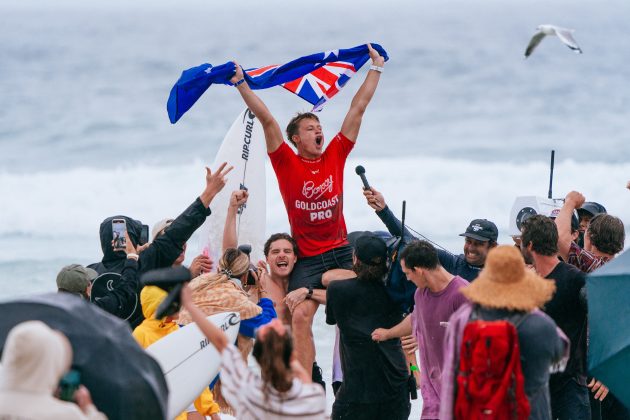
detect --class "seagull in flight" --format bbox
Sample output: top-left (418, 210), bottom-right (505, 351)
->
top-left (525, 24), bottom-right (583, 58)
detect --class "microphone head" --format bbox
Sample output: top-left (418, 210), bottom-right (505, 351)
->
top-left (355, 165), bottom-right (365, 175)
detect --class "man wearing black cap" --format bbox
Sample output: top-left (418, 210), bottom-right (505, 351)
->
top-left (363, 187), bottom-right (498, 281)
top-left (520, 215), bottom-right (591, 420)
top-left (576, 201), bottom-right (606, 248)
top-left (326, 233), bottom-right (410, 420)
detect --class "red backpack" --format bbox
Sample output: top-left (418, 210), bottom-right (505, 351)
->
top-left (454, 311), bottom-right (531, 420)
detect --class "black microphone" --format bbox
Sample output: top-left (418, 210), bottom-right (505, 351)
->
top-left (355, 165), bottom-right (370, 190)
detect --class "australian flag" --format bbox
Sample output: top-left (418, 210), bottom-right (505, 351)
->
top-left (167, 43), bottom-right (389, 124)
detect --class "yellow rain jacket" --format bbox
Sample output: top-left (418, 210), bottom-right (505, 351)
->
top-left (133, 286), bottom-right (220, 419)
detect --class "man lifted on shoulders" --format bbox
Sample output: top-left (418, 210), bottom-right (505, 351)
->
top-left (231, 44), bottom-right (385, 377)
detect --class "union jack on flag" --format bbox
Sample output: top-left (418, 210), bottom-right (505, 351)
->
top-left (167, 43), bottom-right (389, 124)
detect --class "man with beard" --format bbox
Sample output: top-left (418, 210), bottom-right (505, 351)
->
top-left (520, 215), bottom-right (590, 420)
top-left (257, 233), bottom-right (301, 325)
top-left (363, 187), bottom-right (498, 281)
top-left (555, 190), bottom-right (628, 419)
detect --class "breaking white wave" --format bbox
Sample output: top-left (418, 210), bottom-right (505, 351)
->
top-left (0, 156), bottom-right (627, 266)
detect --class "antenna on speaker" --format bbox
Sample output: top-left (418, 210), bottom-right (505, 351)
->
top-left (548, 150), bottom-right (555, 199)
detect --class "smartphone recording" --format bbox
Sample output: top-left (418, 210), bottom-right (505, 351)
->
top-left (112, 219), bottom-right (127, 251)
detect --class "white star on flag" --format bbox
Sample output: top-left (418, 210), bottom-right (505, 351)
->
top-left (322, 50), bottom-right (339, 60)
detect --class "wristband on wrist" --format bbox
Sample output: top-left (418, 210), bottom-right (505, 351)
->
top-left (305, 285), bottom-right (314, 299)
top-left (127, 253), bottom-right (139, 261)
top-left (233, 78), bottom-right (246, 87)
top-left (369, 65), bottom-right (384, 73)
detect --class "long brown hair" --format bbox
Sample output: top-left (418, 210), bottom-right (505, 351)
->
top-left (252, 327), bottom-right (294, 396)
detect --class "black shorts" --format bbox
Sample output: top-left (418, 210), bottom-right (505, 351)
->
top-left (289, 244), bottom-right (353, 292)
top-left (332, 392), bottom-right (411, 420)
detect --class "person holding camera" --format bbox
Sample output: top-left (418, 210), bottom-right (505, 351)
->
top-left (177, 247), bottom-right (277, 414)
top-left (57, 231), bottom-right (145, 317)
top-left (177, 248), bottom-right (276, 340)
top-left (180, 284), bottom-right (326, 419)
top-left (87, 163), bottom-right (233, 328)
top-left (0, 321), bottom-right (106, 420)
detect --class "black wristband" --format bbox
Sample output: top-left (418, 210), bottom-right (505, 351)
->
top-left (306, 285), bottom-right (314, 299)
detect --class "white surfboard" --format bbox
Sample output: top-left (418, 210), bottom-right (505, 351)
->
top-left (197, 108), bottom-right (267, 264)
top-left (146, 312), bottom-right (240, 419)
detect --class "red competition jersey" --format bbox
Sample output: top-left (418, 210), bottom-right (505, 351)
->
top-left (269, 132), bottom-right (354, 257)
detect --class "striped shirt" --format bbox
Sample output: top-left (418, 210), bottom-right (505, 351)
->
top-left (220, 344), bottom-right (326, 419)
top-left (567, 242), bottom-right (610, 273)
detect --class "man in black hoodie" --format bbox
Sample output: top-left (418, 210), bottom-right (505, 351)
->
top-left (88, 163), bottom-right (232, 328)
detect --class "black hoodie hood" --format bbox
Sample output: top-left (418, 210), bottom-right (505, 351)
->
top-left (99, 215), bottom-right (143, 264)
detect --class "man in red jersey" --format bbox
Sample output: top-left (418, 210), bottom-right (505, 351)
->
top-left (231, 44), bottom-right (385, 378)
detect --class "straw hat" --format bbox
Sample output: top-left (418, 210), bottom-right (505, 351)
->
top-left (461, 245), bottom-right (556, 311)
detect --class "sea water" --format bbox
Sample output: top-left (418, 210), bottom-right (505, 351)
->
top-left (1, 0), bottom-right (629, 416)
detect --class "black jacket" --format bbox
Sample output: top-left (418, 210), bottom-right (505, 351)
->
top-left (88, 197), bottom-right (211, 327)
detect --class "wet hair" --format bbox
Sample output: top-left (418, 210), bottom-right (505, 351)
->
top-left (218, 248), bottom-right (250, 278)
top-left (400, 240), bottom-right (439, 270)
top-left (285, 112), bottom-right (320, 147)
top-left (521, 215), bottom-right (558, 256)
top-left (352, 258), bottom-right (387, 283)
top-left (587, 214), bottom-right (625, 255)
top-left (264, 233), bottom-right (298, 257)
top-left (252, 327), bottom-right (294, 396)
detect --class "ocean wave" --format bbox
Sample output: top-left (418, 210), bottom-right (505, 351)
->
top-left (1, 156), bottom-right (628, 264)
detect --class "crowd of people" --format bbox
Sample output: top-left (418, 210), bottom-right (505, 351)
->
top-left (1, 44), bottom-right (629, 420)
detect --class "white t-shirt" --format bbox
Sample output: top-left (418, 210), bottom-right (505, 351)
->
top-left (220, 344), bottom-right (326, 419)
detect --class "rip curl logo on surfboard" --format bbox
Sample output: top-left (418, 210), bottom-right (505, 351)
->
top-left (199, 313), bottom-right (240, 349)
top-left (242, 108), bottom-right (256, 123)
top-left (241, 109), bottom-right (257, 161)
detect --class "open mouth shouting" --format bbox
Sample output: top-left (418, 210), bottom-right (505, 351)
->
top-left (315, 135), bottom-right (323, 147)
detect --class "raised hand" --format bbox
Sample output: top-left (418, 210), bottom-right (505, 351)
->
top-left (565, 191), bottom-right (586, 209)
top-left (368, 43), bottom-right (385, 66)
top-left (190, 254), bottom-right (214, 277)
top-left (123, 231), bottom-right (138, 256)
top-left (200, 162), bottom-right (234, 207)
top-left (229, 189), bottom-right (249, 210)
top-left (363, 187), bottom-right (386, 211)
top-left (230, 61), bottom-right (245, 85)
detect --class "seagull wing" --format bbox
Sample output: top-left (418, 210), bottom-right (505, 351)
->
top-left (525, 32), bottom-right (547, 58)
top-left (555, 29), bottom-right (583, 53)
